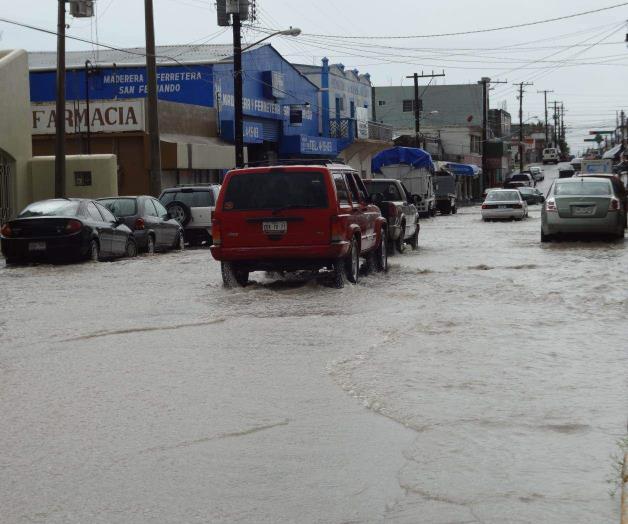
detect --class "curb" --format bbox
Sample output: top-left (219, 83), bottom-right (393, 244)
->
top-left (622, 453), bottom-right (628, 524)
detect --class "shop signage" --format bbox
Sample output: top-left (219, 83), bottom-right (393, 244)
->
top-left (300, 135), bottom-right (337, 155)
top-left (32, 100), bottom-right (145, 135)
top-left (220, 120), bottom-right (264, 144)
top-left (262, 71), bottom-right (286, 99)
top-left (356, 106), bottom-right (369, 139)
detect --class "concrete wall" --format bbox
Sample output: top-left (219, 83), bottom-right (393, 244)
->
top-left (30, 155), bottom-right (118, 202)
top-left (0, 49), bottom-right (33, 215)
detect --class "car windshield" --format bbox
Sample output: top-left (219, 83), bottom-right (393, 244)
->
top-left (364, 181), bottom-right (402, 200)
top-left (98, 198), bottom-right (138, 217)
top-left (223, 171), bottom-right (328, 211)
top-left (18, 200), bottom-right (80, 218)
top-left (518, 188), bottom-right (534, 194)
top-left (554, 180), bottom-right (611, 196)
top-left (486, 191), bottom-right (519, 202)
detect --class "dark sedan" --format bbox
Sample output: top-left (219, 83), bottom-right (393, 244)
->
top-left (517, 187), bottom-right (545, 205)
top-left (97, 196), bottom-right (184, 253)
top-left (0, 199), bottom-right (136, 265)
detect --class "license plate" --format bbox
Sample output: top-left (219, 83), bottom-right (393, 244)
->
top-left (498, 205), bottom-right (507, 209)
top-left (263, 221), bottom-right (287, 234)
top-left (573, 206), bottom-right (594, 216)
top-left (28, 241), bottom-right (46, 251)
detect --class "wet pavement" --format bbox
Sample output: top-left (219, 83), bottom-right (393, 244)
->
top-left (1, 165), bottom-right (626, 523)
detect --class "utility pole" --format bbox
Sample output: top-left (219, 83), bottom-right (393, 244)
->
top-left (537, 89), bottom-right (553, 147)
top-left (559, 103), bottom-right (566, 145)
top-left (513, 81), bottom-right (533, 173)
top-left (405, 71), bottom-right (445, 149)
top-left (54, 0), bottom-right (66, 198)
top-left (479, 77), bottom-right (506, 191)
top-left (233, 10), bottom-right (244, 167)
top-left (144, 0), bottom-right (162, 196)
top-left (621, 110), bottom-right (626, 145)
top-left (550, 100), bottom-right (562, 149)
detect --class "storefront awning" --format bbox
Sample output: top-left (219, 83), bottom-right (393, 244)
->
top-left (372, 147), bottom-right (434, 173)
top-left (161, 133), bottom-right (246, 170)
top-left (436, 161), bottom-right (479, 177)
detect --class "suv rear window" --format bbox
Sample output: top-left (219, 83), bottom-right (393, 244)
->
top-left (511, 174), bottom-right (531, 181)
top-left (160, 190), bottom-right (214, 208)
top-left (223, 171), bottom-right (328, 211)
top-left (364, 181), bottom-right (402, 200)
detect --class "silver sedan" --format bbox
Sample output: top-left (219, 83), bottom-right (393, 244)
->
top-left (481, 190), bottom-right (528, 221)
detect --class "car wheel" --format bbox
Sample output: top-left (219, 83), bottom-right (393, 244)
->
top-left (396, 223), bottom-right (406, 254)
top-left (221, 261), bottom-right (249, 288)
top-left (125, 238), bottom-right (138, 258)
top-left (146, 234), bottom-right (155, 255)
top-left (451, 205), bottom-right (457, 214)
top-left (615, 226), bottom-right (625, 240)
top-left (166, 201), bottom-right (192, 227)
top-left (344, 237), bottom-right (360, 284)
top-left (375, 230), bottom-right (389, 272)
top-left (89, 239), bottom-right (100, 262)
top-left (332, 258), bottom-right (347, 288)
top-left (409, 226), bottom-right (419, 250)
top-left (173, 231), bottom-right (185, 251)
top-left (541, 230), bottom-right (552, 243)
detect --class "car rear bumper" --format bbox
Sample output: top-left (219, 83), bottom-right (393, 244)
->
top-left (1, 233), bottom-right (86, 262)
top-left (543, 212), bottom-right (621, 234)
top-left (210, 241), bottom-right (350, 262)
top-left (481, 208), bottom-right (525, 219)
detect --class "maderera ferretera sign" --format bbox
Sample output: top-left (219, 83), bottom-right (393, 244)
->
top-left (30, 65), bottom-right (214, 107)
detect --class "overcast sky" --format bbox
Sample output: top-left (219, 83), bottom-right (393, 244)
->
top-left (2, 0), bottom-right (627, 154)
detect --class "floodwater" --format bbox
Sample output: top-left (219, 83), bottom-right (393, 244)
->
top-left (1, 165), bottom-right (626, 523)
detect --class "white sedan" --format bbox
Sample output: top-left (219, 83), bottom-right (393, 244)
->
top-left (481, 189), bottom-right (528, 221)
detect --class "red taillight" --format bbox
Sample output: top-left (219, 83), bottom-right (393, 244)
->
top-left (609, 198), bottom-right (620, 211)
top-left (330, 215), bottom-right (344, 243)
top-left (134, 217), bottom-right (145, 230)
top-left (65, 219), bottom-right (83, 233)
top-left (0, 223), bottom-right (12, 237)
top-left (545, 198), bottom-right (557, 212)
top-left (481, 204), bottom-right (488, 209)
top-left (512, 203), bottom-right (522, 209)
top-left (212, 218), bottom-right (221, 246)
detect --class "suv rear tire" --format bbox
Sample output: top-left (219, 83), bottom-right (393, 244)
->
top-left (166, 201), bottom-right (192, 227)
top-left (374, 232), bottom-right (388, 272)
top-left (408, 226), bottom-right (419, 250)
top-left (396, 223), bottom-right (406, 253)
top-left (221, 262), bottom-right (249, 288)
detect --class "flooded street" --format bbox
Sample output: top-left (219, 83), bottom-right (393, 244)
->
top-left (1, 165), bottom-right (626, 523)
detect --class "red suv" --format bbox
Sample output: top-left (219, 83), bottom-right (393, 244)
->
top-left (210, 164), bottom-right (388, 288)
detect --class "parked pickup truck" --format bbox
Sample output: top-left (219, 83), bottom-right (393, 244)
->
top-left (364, 178), bottom-right (420, 253)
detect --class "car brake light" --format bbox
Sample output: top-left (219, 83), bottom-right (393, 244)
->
top-left (0, 223), bottom-right (12, 237)
top-left (512, 203), bottom-right (522, 209)
top-left (330, 215), bottom-right (344, 243)
top-left (65, 219), bottom-right (83, 233)
top-left (481, 204), bottom-right (488, 209)
top-left (134, 217), bottom-right (145, 230)
top-left (545, 198), bottom-right (557, 212)
top-left (609, 198), bottom-right (620, 211)
top-left (212, 218), bottom-right (221, 246)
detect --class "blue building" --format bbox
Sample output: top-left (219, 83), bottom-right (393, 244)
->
top-left (28, 44), bottom-right (389, 194)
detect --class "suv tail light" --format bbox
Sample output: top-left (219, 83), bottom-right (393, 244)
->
top-left (65, 219), bottom-right (83, 233)
top-left (481, 204), bottom-right (488, 209)
top-left (330, 215), bottom-right (344, 243)
top-left (212, 218), bottom-right (221, 246)
top-left (0, 223), bottom-right (12, 237)
top-left (609, 198), bottom-right (620, 211)
top-left (134, 217), bottom-right (145, 230)
top-left (545, 198), bottom-right (557, 212)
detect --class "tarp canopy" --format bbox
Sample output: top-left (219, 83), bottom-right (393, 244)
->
top-left (434, 161), bottom-right (478, 177)
top-left (602, 144), bottom-right (623, 160)
top-left (372, 147), bottom-right (434, 173)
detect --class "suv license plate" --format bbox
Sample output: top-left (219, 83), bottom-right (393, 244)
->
top-left (573, 206), bottom-right (594, 216)
top-left (263, 221), bottom-right (287, 234)
top-left (29, 241), bottom-right (46, 251)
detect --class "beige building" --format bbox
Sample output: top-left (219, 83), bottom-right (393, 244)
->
top-left (0, 49), bottom-right (33, 221)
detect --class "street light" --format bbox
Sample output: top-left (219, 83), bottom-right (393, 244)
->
top-left (233, 27), bottom-right (301, 167)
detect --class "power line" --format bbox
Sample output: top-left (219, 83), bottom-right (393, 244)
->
top-left (285, 3), bottom-right (628, 39)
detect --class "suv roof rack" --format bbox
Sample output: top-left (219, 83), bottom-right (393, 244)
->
top-left (241, 158), bottom-right (347, 167)
top-left (172, 183), bottom-right (219, 188)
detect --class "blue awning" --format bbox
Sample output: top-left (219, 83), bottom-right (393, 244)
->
top-left (442, 162), bottom-right (480, 177)
top-left (372, 147), bottom-right (434, 173)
